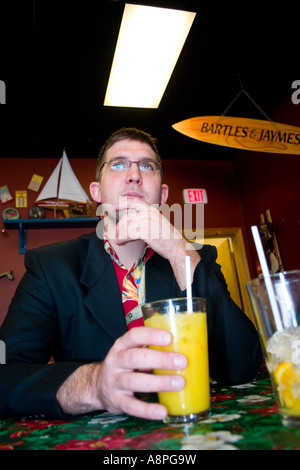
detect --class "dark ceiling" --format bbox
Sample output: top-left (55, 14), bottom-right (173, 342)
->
top-left (0, 0), bottom-right (298, 161)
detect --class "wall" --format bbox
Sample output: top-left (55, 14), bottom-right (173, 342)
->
top-left (234, 95), bottom-right (300, 276)
top-left (1, 94), bottom-right (299, 326)
top-left (0, 156), bottom-right (245, 325)
top-left (0, 157), bottom-right (99, 325)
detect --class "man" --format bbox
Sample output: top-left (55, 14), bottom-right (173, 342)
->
top-left (0, 128), bottom-right (261, 420)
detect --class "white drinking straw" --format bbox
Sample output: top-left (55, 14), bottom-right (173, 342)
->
top-left (185, 255), bottom-right (193, 312)
top-left (251, 225), bottom-right (283, 331)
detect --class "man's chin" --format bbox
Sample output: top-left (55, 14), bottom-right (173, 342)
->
top-left (103, 208), bottom-right (129, 225)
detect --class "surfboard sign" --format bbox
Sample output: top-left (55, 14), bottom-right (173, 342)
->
top-left (172, 116), bottom-right (300, 154)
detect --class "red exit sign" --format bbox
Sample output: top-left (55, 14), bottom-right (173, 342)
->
top-left (183, 188), bottom-right (208, 204)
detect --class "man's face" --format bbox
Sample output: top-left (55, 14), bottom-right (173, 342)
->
top-left (90, 139), bottom-right (168, 214)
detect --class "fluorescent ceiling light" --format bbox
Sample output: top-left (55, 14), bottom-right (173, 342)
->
top-left (104, 4), bottom-right (196, 108)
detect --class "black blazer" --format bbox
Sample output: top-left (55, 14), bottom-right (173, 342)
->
top-left (0, 232), bottom-right (261, 419)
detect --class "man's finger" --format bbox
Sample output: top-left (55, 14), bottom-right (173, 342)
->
top-left (118, 371), bottom-right (186, 393)
top-left (116, 326), bottom-right (172, 349)
top-left (121, 395), bottom-right (168, 420)
top-left (117, 346), bottom-right (188, 372)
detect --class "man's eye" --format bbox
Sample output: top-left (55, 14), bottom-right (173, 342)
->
top-left (139, 162), bottom-right (154, 171)
top-left (111, 161), bottom-right (127, 170)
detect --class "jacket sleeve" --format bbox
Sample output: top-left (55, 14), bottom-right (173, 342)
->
top-left (0, 250), bottom-right (86, 420)
top-left (194, 245), bottom-right (262, 385)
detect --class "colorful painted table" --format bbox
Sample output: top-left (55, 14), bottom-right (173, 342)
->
top-left (1, 376), bottom-right (300, 451)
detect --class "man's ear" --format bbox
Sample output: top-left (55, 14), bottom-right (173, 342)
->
top-left (160, 183), bottom-right (169, 205)
top-left (89, 182), bottom-right (102, 203)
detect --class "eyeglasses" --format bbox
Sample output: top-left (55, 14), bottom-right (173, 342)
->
top-left (101, 158), bottom-right (161, 174)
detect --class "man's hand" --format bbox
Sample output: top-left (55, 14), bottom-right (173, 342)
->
top-left (56, 327), bottom-right (187, 420)
top-left (113, 197), bottom-right (201, 290)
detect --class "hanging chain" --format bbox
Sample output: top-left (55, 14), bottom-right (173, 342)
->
top-left (221, 89), bottom-right (243, 116)
top-left (222, 77), bottom-right (272, 121)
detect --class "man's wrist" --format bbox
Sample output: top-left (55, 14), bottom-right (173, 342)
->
top-left (169, 241), bottom-right (201, 290)
top-left (56, 362), bottom-right (103, 415)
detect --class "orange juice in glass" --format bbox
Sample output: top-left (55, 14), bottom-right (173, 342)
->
top-left (142, 298), bottom-right (210, 423)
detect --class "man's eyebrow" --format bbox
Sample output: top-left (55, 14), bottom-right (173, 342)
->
top-left (110, 156), bottom-right (156, 161)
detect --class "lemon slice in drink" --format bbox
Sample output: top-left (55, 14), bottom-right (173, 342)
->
top-left (274, 361), bottom-right (300, 414)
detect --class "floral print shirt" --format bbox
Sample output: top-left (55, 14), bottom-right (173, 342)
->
top-left (104, 235), bottom-right (154, 329)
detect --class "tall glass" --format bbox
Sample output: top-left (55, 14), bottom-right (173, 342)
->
top-left (141, 297), bottom-right (210, 424)
top-left (247, 270), bottom-right (300, 427)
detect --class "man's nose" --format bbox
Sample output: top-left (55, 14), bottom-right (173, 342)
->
top-left (126, 162), bottom-right (141, 183)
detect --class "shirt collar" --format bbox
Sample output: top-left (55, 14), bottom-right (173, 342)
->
top-left (103, 233), bottom-right (154, 273)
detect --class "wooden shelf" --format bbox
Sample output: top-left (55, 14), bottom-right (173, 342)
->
top-left (3, 217), bottom-right (99, 253)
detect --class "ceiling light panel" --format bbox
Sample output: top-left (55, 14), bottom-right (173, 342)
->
top-left (104, 4), bottom-right (196, 108)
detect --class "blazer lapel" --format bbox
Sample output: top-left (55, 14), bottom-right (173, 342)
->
top-left (80, 234), bottom-right (127, 342)
top-left (145, 253), bottom-right (183, 302)
top-left (79, 235), bottom-right (184, 341)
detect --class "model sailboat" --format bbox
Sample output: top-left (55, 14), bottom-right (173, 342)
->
top-left (36, 150), bottom-right (92, 218)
